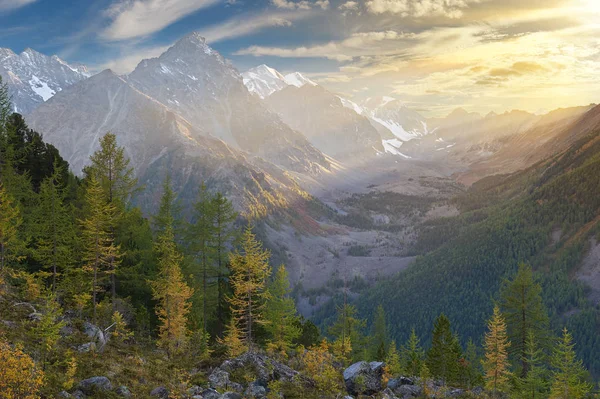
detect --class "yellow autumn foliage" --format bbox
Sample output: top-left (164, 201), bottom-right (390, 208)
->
top-left (0, 339), bottom-right (44, 399)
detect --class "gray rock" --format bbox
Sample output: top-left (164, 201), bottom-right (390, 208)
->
top-left (28, 312), bottom-right (42, 322)
top-left (188, 385), bottom-right (203, 396)
top-left (77, 342), bottom-right (96, 353)
top-left (150, 386), bottom-right (169, 398)
top-left (72, 391), bottom-right (85, 399)
top-left (83, 322), bottom-right (107, 349)
top-left (209, 368), bottom-right (230, 390)
top-left (58, 391), bottom-right (72, 398)
top-left (229, 382), bottom-right (244, 393)
top-left (387, 376), bottom-right (414, 390)
top-left (448, 388), bottom-right (466, 397)
top-left (245, 381), bottom-right (267, 398)
top-left (343, 361), bottom-right (384, 396)
top-left (472, 386), bottom-right (484, 396)
top-left (115, 385), bottom-right (132, 397)
top-left (220, 352), bottom-right (299, 385)
top-left (381, 388), bottom-right (399, 399)
top-left (222, 392), bottom-right (243, 399)
top-left (201, 388), bottom-right (222, 399)
top-left (392, 384), bottom-right (422, 398)
top-left (77, 376), bottom-right (112, 394)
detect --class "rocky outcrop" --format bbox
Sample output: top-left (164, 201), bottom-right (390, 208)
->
top-left (343, 361), bottom-right (385, 396)
top-left (220, 352), bottom-right (299, 386)
top-left (76, 376), bottom-right (112, 395)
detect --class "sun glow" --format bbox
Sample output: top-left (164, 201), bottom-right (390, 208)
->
top-left (581, 0), bottom-right (600, 13)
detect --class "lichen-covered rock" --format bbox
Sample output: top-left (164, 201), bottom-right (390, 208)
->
top-left (115, 385), bottom-right (132, 397)
top-left (77, 376), bottom-right (112, 394)
top-left (381, 388), bottom-right (399, 399)
top-left (83, 322), bottom-right (107, 349)
top-left (222, 392), bottom-right (243, 399)
top-left (343, 361), bottom-right (384, 395)
top-left (387, 376), bottom-right (414, 390)
top-left (201, 388), bottom-right (222, 399)
top-left (209, 368), bottom-right (230, 390)
top-left (229, 381), bottom-right (244, 393)
top-left (220, 352), bottom-right (299, 385)
top-left (392, 384), bottom-right (421, 398)
top-left (77, 342), bottom-right (96, 353)
top-left (245, 381), bottom-right (267, 398)
top-left (150, 386), bottom-right (169, 398)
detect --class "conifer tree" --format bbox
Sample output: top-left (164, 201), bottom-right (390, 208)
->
top-left (516, 331), bottom-right (548, 399)
top-left (79, 177), bottom-right (120, 324)
top-left (328, 303), bottom-right (366, 363)
top-left (500, 264), bottom-right (549, 377)
top-left (264, 265), bottom-right (301, 358)
top-left (35, 164), bottom-right (74, 292)
top-left (482, 306), bottom-right (512, 398)
top-left (29, 293), bottom-right (65, 369)
top-left (427, 314), bottom-right (461, 385)
top-left (0, 181), bottom-right (23, 271)
top-left (549, 328), bottom-right (591, 399)
top-left (220, 317), bottom-right (246, 357)
top-left (211, 192), bottom-right (237, 338)
top-left (384, 340), bottom-right (402, 381)
top-left (370, 304), bottom-right (388, 361)
top-left (464, 338), bottom-right (483, 389)
top-left (86, 132), bottom-right (138, 307)
top-left (152, 174), bottom-right (181, 237)
top-left (228, 226), bottom-right (271, 348)
top-left (0, 338), bottom-right (44, 399)
top-left (150, 204), bottom-right (193, 358)
top-left (187, 183), bottom-right (217, 334)
top-left (402, 328), bottom-right (424, 377)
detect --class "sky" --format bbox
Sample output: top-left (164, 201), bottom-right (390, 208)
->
top-left (0, 0), bottom-right (599, 116)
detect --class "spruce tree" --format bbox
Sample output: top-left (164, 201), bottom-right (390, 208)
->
top-left (328, 303), bottom-right (366, 363)
top-left (370, 304), bottom-right (389, 361)
top-left (464, 338), bottom-right (483, 389)
top-left (427, 314), bottom-right (461, 385)
top-left (549, 328), bottom-right (591, 399)
top-left (187, 183), bottom-right (217, 335)
top-left (211, 192), bottom-right (237, 338)
top-left (79, 176), bottom-right (119, 324)
top-left (228, 226), bottom-right (271, 348)
top-left (402, 328), bottom-right (424, 377)
top-left (516, 331), bottom-right (548, 399)
top-left (35, 164), bottom-right (75, 292)
top-left (0, 181), bottom-right (23, 271)
top-left (264, 265), bottom-right (301, 358)
top-left (500, 263), bottom-right (549, 377)
top-left (29, 293), bottom-right (65, 369)
top-left (482, 306), bottom-right (512, 398)
top-left (150, 201), bottom-right (193, 358)
top-left (384, 340), bottom-right (402, 380)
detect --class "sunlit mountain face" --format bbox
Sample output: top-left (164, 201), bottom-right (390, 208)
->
top-left (2, 1), bottom-right (600, 396)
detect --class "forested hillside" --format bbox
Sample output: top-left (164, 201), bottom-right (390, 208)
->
top-left (355, 121), bottom-right (600, 376)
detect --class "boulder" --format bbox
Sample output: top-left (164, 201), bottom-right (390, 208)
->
top-left (387, 377), bottom-right (414, 390)
top-left (150, 386), bottom-right (169, 398)
top-left (229, 381), bottom-right (244, 393)
top-left (245, 381), bottom-right (267, 398)
top-left (72, 391), bottom-right (85, 399)
top-left (392, 384), bottom-right (422, 398)
top-left (83, 322), bottom-right (107, 349)
top-left (187, 385), bottom-right (203, 396)
top-left (77, 376), bottom-right (112, 394)
top-left (77, 342), bottom-right (96, 353)
top-left (381, 388), bottom-right (399, 399)
top-left (58, 391), bottom-right (72, 398)
top-left (209, 368), bottom-right (230, 390)
top-left (343, 361), bottom-right (384, 395)
top-left (448, 388), bottom-right (466, 397)
top-left (222, 393), bottom-right (243, 399)
top-left (220, 352), bottom-right (298, 385)
top-left (201, 388), bottom-right (222, 399)
top-left (115, 385), bottom-right (132, 397)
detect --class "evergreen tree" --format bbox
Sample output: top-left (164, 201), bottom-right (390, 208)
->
top-left (328, 303), bottom-right (366, 363)
top-left (516, 331), bottom-right (548, 399)
top-left (29, 293), bottom-right (65, 369)
top-left (500, 264), bottom-right (549, 377)
top-left (549, 328), bottom-right (591, 399)
top-left (34, 164), bottom-right (75, 292)
top-left (187, 183), bottom-right (217, 335)
top-left (384, 340), bottom-right (402, 380)
top-left (79, 177), bottom-right (120, 323)
top-left (86, 132), bottom-right (138, 308)
top-left (482, 306), bottom-right (512, 398)
top-left (228, 226), bottom-right (271, 348)
top-left (264, 265), bottom-right (301, 358)
top-left (402, 328), bottom-right (424, 377)
top-left (0, 75), bottom-right (11, 128)
top-left (0, 181), bottom-right (23, 271)
top-left (211, 192), bottom-right (237, 338)
top-left (220, 317), bottom-right (246, 357)
top-left (152, 174), bottom-right (181, 237)
top-left (427, 314), bottom-right (461, 385)
top-left (370, 304), bottom-right (388, 361)
top-left (150, 203), bottom-right (193, 358)
top-left (464, 338), bottom-right (483, 389)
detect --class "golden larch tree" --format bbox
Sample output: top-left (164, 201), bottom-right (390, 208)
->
top-left (482, 305), bottom-right (512, 397)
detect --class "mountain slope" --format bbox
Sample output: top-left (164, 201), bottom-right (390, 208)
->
top-left (241, 64), bottom-right (317, 98)
top-left (127, 34), bottom-right (327, 174)
top-left (351, 111), bottom-right (600, 375)
top-left (0, 48), bottom-right (90, 114)
top-left (26, 69), bottom-right (311, 217)
top-left (265, 84), bottom-right (384, 161)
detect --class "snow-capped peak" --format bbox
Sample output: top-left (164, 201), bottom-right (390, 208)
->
top-left (242, 65), bottom-right (317, 98)
top-left (283, 72), bottom-right (317, 88)
top-left (0, 47), bottom-right (91, 114)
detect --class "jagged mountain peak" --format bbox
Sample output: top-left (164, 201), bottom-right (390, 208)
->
top-left (283, 71), bottom-right (317, 88)
top-left (242, 65), bottom-right (316, 98)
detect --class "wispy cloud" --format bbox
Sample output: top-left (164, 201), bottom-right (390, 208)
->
top-left (271, 0), bottom-right (329, 10)
top-left (101, 0), bottom-right (221, 41)
top-left (364, 0), bottom-right (486, 18)
top-left (98, 44), bottom-right (171, 74)
top-left (0, 0), bottom-right (37, 11)
top-left (198, 11), bottom-right (309, 44)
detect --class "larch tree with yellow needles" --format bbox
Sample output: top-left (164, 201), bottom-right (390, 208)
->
top-left (0, 338), bottom-right (44, 399)
top-left (482, 306), bottom-right (512, 398)
top-left (227, 226), bottom-right (271, 349)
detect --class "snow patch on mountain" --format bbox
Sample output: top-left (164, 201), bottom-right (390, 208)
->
top-left (283, 72), bottom-right (317, 88)
top-left (242, 65), bottom-right (316, 98)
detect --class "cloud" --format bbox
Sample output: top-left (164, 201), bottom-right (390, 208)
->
top-left (235, 30), bottom-right (414, 61)
top-left (198, 11), bottom-right (308, 44)
top-left (99, 45), bottom-right (170, 74)
top-left (0, 0), bottom-right (36, 11)
top-left (101, 0), bottom-right (220, 41)
top-left (339, 1), bottom-right (359, 10)
top-left (271, 0), bottom-right (329, 10)
top-left (365, 0), bottom-right (485, 18)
